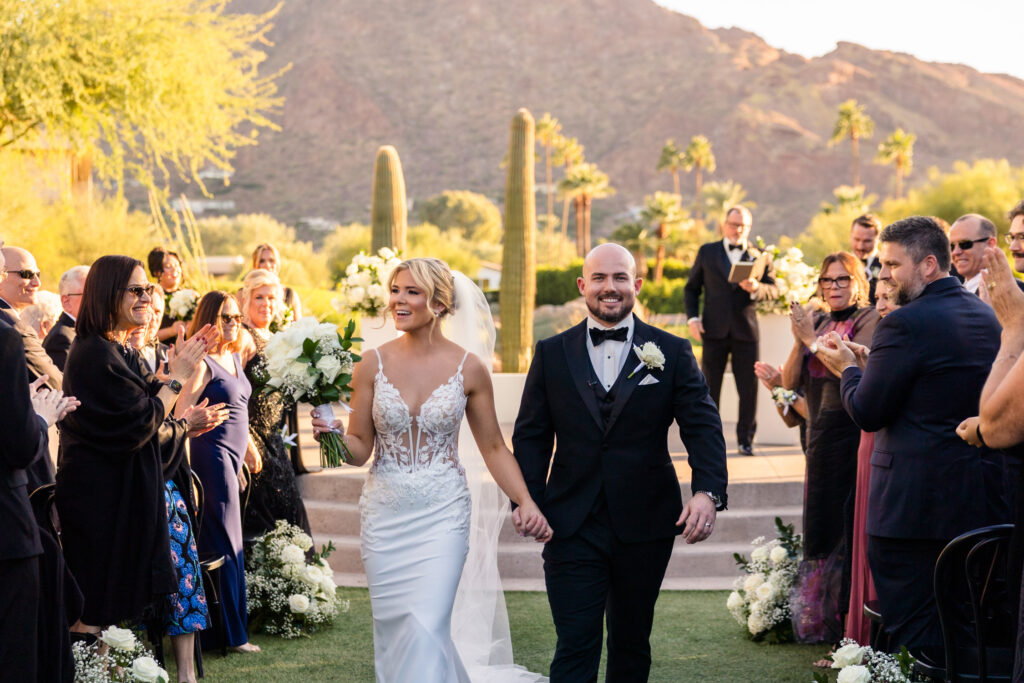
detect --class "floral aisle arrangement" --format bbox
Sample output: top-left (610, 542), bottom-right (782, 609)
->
top-left (726, 517), bottom-right (802, 642)
top-left (333, 247), bottom-right (402, 317)
top-left (754, 240), bottom-right (820, 315)
top-left (812, 639), bottom-right (926, 683)
top-left (246, 520), bottom-right (348, 638)
top-left (259, 316), bottom-right (361, 467)
top-left (72, 626), bottom-right (168, 682)
top-left (166, 288), bottom-right (200, 321)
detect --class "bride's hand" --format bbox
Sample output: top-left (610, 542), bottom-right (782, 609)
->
top-left (310, 408), bottom-right (344, 442)
top-left (512, 501), bottom-right (553, 543)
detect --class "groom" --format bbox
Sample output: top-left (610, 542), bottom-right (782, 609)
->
top-left (512, 243), bottom-right (728, 682)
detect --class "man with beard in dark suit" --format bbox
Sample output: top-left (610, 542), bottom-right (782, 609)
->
top-left (850, 213), bottom-right (883, 303)
top-left (513, 243), bottom-right (728, 682)
top-left (43, 265), bottom-right (89, 371)
top-left (684, 206), bottom-right (778, 456)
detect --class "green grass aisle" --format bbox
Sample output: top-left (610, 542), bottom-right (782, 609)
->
top-left (170, 588), bottom-right (828, 682)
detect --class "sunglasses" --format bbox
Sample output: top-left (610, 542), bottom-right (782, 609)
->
top-left (818, 275), bottom-right (852, 289)
top-left (950, 237), bottom-right (988, 252)
top-left (124, 284), bottom-right (156, 298)
top-left (220, 313), bottom-right (243, 323)
top-left (5, 269), bottom-right (41, 280)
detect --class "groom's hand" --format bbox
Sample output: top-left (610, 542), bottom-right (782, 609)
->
top-left (677, 493), bottom-right (717, 544)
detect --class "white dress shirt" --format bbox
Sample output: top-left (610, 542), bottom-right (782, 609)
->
top-left (963, 272), bottom-right (983, 295)
top-left (723, 238), bottom-right (748, 265)
top-left (585, 315), bottom-right (634, 391)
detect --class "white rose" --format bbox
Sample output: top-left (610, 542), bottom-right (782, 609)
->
top-left (319, 557), bottom-right (332, 573)
top-left (831, 643), bottom-right (867, 668)
top-left (743, 573), bottom-right (765, 592)
top-left (633, 342), bottom-right (666, 371)
top-left (131, 656), bottom-right (168, 683)
top-left (100, 626), bottom-right (137, 651)
top-left (786, 246), bottom-right (804, 260)
top-left (837, 665), bottom-right (871, 683)
top-left (726, 591), bottom-right (744, 610)
top-left (294, 532), bottom-right (314, 552)
top-left (751, 546), bottom-right (769, 563)
top-left (755, 582), bottom-right (774, 602)
top-left (367, 283), bottom-right (386, 303)
top-left (345, 263), bottom-right (359, 277)
top-left (288, 594), bottom-right (310, 614)
top-left (319, 577), bottom-right (337, 596)
top-left (301, 564), bottom-right (324, 586)
top-left (348, 286), bottom-right (366, 305)
top-left (747, 610), bottom-right (765, 635)
top-left (355, 270), bottom-right (373, 289)
top-left (378, 247), bottom-right (395, 260)
top-left (316, 354), bottom-right (343, 383)
top-left (280, 544), bottom-right (304, 566)
top-left (769, 545), bottom-right (789, 564)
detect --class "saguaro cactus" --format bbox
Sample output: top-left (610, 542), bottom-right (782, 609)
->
top-left (499, 108), bottom-right (536, 373)
top-left (370, 145), bottom-right (408, 252)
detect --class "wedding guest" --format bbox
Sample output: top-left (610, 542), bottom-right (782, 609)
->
top-left (251, 242), bottom-right (302, 317)
top-left (176, 291), bottom-right (261, 654)
top-left (56, 255), bottom-right (224, 639)
top-left (949, 214), bottom-right (999, 295)
top-left (237, 269), bottom-right (311, 538)
top-left (1006, 200), bottom-right (1024, 273)
top-left (0, 246), bottom-right (62, 390)
top-left (139, 284), bottom-right (170, 375)
top-left (148, 246), bottom-right (187, 342)
top-left (685, 205), bottom-right (778, 456)
top-left (815, 217), bottom-right (1008, 658)
top-left (850, 214), bottom-right (882, 303)
top-left (43, 265), bottom-right (89, 371)
top-left (782, 252), bottom-right (878, 644)
top-left (21, 290), bottom-right (62, 339)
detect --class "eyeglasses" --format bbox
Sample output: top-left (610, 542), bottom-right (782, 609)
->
top-left (220, 313), bottom-right (243, 323)
top-left (950, 237), bottom-right (989, 252)
top-left (124, 284), bottom-right (155, 298)
top-left (1004, 233), bottom-right (1024, 245)
top-left (4, 269), bottom-right (41, 280)
top-left (818, 275), bottom-right (852, 289)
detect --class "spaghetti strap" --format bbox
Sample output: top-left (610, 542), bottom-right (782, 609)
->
top-left (374, 348), bottom-right (384, 372)
top-left (457, 350), bottom-right (470, 373)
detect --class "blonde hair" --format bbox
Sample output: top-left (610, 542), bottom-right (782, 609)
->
top-left (251, 243), bottom-right (280, 271)
top-left (239, 268), bottom-right (283, 321)
top-left (386, 258), bottom-right (456, 320)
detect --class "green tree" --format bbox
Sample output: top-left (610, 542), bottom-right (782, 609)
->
top-left (830, 99), bottom-right (875, 187)
top-left (552, 135), bottom-right (584, 244)
top-left (657, 139), bottom-right (683, 195)
top-left (701, 180), bottom-right (755, 232)
top-left (681, 135), bottom-right (716, 221)
top-left (610, 221), bottom-right (654, 279)
top-left (640, 191), bottom-right (685, 283)
top-left (558, 163), bottom-right (615, 257)
top-left (819, 185), bottom-right (874, 215)
top-left (534, 113), bottom-right (562, 237)
top-left (0, 0), bottom-right (285, 198)
top-left (875, 128), bottom-right (916, 199)
top-left (415, 190), bottom-right (502, 244)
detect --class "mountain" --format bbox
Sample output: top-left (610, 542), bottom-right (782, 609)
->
top-left (213, 0), bottom-right (1024, 240)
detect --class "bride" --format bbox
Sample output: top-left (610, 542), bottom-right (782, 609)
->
top-left (312, 257), bottom-right (551, 681)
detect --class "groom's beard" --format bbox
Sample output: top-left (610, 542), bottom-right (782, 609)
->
top-left (890, 277), bottom-right (925, 306)
top-left (587, 297), bottom-right (633, 325)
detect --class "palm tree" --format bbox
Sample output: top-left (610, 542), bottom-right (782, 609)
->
top-left (558, 163), bottom-right (615, 257)
top-left (657, 139), bottom-right (683, 195)
top-left (829, 99), bottom-right (875, 187)
top-left (819, 185), bottom-right (872, 215)
top-left (875, 128), bottom-right (916, 198)
top-left (610, 221), bottom-right (654, 278)
top-left (535, 113), bottom-right (562, 236)
top-left (701, 180), bottom-right (755, 232)
top-left (640, 191), bottom-right (685, 283)
top-left (681, 135), bottom-right (716, 221)
top-left (553, 135), bottom-right (585, 240)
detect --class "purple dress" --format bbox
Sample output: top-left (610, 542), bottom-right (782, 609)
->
top-left (189, 353), bottom-right (251, 648)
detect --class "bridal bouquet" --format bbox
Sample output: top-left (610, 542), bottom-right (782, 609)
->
top-left (726, 517), bottom-right (802, 642)
top-left (754, 240), bottom-right (820, 315)
top-left (72, 626), bottom-right (168, 682)
top-left (260, 316), bottom-right (361, 467)
top-left (246, 520), bottom-right (348, 638)
top-left (333, 247), bottom-right (402, 317)
top-left (812, 639), bottom-right (926, 683)
top-left (166, 288), bottom-right (200, 321)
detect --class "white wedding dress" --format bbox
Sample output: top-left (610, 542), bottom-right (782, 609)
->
top-left (358, 272), bottom-right (547, 683)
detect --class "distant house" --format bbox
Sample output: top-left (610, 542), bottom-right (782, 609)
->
top-left (203, 255), bottom-right (245, 277)
top-left (476, 261), bottom-right (502, 290)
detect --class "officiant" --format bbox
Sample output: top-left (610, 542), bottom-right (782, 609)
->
top-left (684, 206), bottom-right (778, 455)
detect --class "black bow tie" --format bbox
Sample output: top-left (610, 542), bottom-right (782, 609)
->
top-left (590, 326), bottom-right (628, 346)
top-left (727, 243), bottom-right (744, 252)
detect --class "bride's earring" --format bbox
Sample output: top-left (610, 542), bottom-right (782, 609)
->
top-left (432, 309), bottom-right (441, 318)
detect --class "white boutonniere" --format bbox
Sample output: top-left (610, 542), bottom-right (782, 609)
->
top-left (628, 342), bottom-right (666, 378)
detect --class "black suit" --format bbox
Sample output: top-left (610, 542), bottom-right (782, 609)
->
top-left (514, 315), bottom-right (727, 681)
top-left (684, 241), bottom-right (778, 447)
top-left (840, 276), bottom-right (1009, 653)
top-left (0, 319), bottom-right (48, 682)
top-left (862, 254), bottom-right (882, 304)
top-left (42, 311), bottom-right (76, 372)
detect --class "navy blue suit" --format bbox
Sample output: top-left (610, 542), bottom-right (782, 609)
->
top-left (840, 276), bottom-right (1009, 653)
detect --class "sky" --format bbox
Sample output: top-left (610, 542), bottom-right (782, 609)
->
top-left (656, 1), bottom-right (1024, 80)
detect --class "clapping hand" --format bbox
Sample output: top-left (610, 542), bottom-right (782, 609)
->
top-left (28, 375), bottom-right (80, 427)
top-left (676, 491), bottom-right (716, 544)
top-left (182, 398), bottom-right (229, 438)
top-left (511, 501), bottom-right (553, 543)
top-left (753, 361), bottom-right (783, 390)
top-left (813, 331), bottom-right (858, 376)
top-left (167, 324), bottom-right (218, 382)
top-left (981, 247), bottom-right (1024, 330)
top-left (789, 301), bottom-right (816, 346)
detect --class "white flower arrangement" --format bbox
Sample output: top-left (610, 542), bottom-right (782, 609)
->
top-left (727, 517), bottom-right (802, 643)
top-left (812, 638), bottom-right (927, 683)
top-left (333, 247), bottom-right (403, 317)
top-left (755, 240), bottom-right (820, 315)
top-left (245, 520), bottom-right (349, 639)
top-left (166, 288), bottom-right (200, 321)
top-left (627, 341), bottom-right (666, 378)
top-left (72, 626), bottom-right (168, 682)
top-left (258, 315), bottom-right (362, 467)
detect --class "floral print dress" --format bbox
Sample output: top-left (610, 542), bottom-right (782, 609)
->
top-left (164, 479), bottom-right (208, 635)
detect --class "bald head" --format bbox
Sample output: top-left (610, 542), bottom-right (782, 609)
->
top-left (583, 243), bottom-right (636, 279)
top-left (0, 247), bottom-right (40, 311)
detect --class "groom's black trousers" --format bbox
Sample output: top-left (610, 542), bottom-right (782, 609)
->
top-left (542, 501), bottom-right (674, 682)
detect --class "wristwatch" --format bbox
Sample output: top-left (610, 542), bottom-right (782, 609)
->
top-left (167, 379), bottom-right (183, 394)
top-left (695, 490), bottom-right (725, 511)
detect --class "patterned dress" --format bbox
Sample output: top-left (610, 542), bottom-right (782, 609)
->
top-left (164, 479), bottom-right (208, 635)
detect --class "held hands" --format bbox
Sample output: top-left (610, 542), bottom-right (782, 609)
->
top-left (956, 416), bottom-right (983, 447)
top-left (753, 361), bottom-right (783, 390)
top-left (28, 375), bottom-right (80, 427)
top-left (167, 324), bottom-right (218, 383)
top-left (813, 331), bottom-right (859, 376)
top-left (676, 492), bottom-right (716, 544)
top-left (687, 319), bottom-right (704, 343)
top-left (511, 502), bottom-right (553, 543)
top-left (182, 398), bottom-right (229, 438)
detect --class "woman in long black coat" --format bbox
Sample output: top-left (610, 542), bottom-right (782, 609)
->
top-left (56, 255), bottom-right (224, 634)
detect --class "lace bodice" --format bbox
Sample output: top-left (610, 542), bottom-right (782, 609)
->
top-left (369, 349), bottom-right (469, 477)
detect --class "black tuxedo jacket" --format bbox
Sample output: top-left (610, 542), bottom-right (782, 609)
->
top-left (42, 311), bottom-right (76, 372)
top-left (0, 299), bottom-right (62, 390)
top-left (840, 277), bottom-right (1008, 540)
top-left (684, 241), bottom-right (779, 343)
top-left (0, 320), bottom-right (46, 561)
top-left (512, 315), bottom-right (728, 543)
